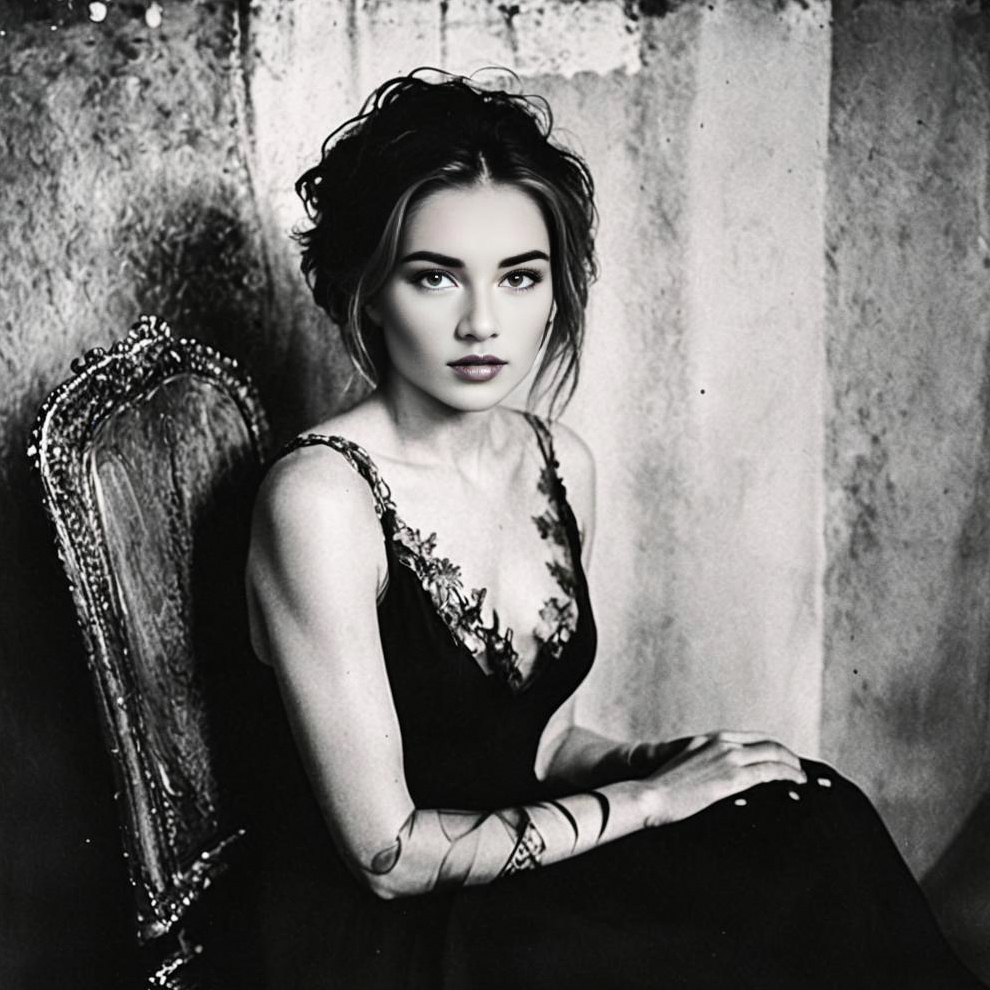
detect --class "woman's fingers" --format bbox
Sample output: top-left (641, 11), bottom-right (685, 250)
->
top-left (662, 734), bottom-right (801, 777)
top-left (741, 759), bottom-right (808, 787)
top-left (710, 730), bottom-right (772, 745)
top-left (698, 731), bottom-right (802, 772)
top-left (722, 740), bottom-right (804, 774)
top-left (645, 748), bottom-right (809, 826)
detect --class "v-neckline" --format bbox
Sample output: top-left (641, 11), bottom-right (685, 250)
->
top-left (281, 419), bottom-right (580, 693)
top-left (381, 476), bottom-right (579, 694)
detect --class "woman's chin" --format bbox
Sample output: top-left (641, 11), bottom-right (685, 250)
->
top-left (440, 388), bottom-right (517, 414)
top-left (390, 374), bottom-right (529, 416)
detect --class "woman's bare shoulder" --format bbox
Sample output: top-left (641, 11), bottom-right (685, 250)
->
top-left (250, 437), bottom-right (386, 592)
top-left (258, 440), bottom-right (372, 521)
top-left (258, 396), bottom-right (386, 524)
top-left (548, 420), bottom-right (594, 478)
top-left (549, 418), bottom-right (594, 494)
top-left (246, 437), bottom-right (388, 666)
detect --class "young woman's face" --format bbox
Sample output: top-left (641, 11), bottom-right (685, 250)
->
top-left (369, 182), bottom-right (554, 413)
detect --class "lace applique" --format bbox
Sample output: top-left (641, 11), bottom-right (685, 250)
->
top-left (528, 457), bottom-right (578, 683)
top-left (279, 423), bottom-right (580, 693)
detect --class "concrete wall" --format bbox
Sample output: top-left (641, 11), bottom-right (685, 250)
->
top-left (2, 0), bottom-right (989, 985)
top-left (824, 0), bottom-right (990, 874)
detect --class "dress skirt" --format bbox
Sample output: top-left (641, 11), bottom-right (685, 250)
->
top-left (253, 761), bottom-right (984, 990)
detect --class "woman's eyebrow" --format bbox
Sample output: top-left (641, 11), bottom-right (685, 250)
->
top-left (398, 250), bottom-right (550, 267)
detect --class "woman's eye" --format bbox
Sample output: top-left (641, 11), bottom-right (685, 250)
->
top-left (501, 270), bottom-right (542, 291)
top-left (410, 269), bottom-right (543, 291)
top-left (414, 270), bottom-right (455, 290)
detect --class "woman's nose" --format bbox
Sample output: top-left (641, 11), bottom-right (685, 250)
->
top-left (456, 289), bottom-right (499, 341)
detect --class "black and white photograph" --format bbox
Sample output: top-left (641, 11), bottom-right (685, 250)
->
top-left (2, 0), bottom-right (990, 986)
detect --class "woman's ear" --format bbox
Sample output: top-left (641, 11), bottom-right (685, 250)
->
top-left (365, 299), bottom-right (381, 326)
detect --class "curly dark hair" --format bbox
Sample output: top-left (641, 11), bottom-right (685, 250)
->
top-left (294, 68), bottom-right (598, 415)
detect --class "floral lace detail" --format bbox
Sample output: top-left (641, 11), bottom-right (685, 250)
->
top-left (527, 424), bottom-right (579, 682)
top-left (279, 420), bottom-right (579, 693)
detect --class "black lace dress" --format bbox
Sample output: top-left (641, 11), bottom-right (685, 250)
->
top-left (250, 415), bottom-right (983, 989)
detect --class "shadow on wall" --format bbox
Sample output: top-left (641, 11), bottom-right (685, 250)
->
top-left (923, 325), bottom-right (990, 983)
top-left (130, 194), bottom-right (273, 386)
top-left (132, 191), bottom-right (358, 445)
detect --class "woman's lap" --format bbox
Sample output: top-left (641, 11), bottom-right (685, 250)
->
top-left (254, 762), bottom-right (984, 988)
top-left (444, 762), bottom-right (982, 989)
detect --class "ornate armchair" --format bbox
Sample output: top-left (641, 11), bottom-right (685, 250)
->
top-left (28, 317), bottom-right (270, 988)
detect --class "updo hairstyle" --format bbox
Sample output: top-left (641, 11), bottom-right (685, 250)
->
top-left (294, 69), bottom-right (598, 415)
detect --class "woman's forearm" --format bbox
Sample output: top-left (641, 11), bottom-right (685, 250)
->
top-left (545, 727), bottom-right (694, 790)
top-left (542, 725), bottom-right (639, 789)
top-left (360, 778), bottom-right (650, 900)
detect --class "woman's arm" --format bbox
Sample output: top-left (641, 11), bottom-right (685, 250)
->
top-left (537, 692), bottom-right (697, 790)
top-left (362, 781), bottom-right (650, 898)
top-left (248, 446), bottom-right (806, 902)
top-left (247, 448), bottom-right (656, 898)
top-left (538, 707), bottom-right (689, 789)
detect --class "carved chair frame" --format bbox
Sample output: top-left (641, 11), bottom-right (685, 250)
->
top-left (28, 316), bottom-right (269, 964)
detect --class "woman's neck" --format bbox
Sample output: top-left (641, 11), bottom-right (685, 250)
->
top-left (371, 378), bottom-right (512, 477)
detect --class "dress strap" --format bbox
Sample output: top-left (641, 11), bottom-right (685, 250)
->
top-left (521, 413), bottom-right (569, 508)
top-left (521, 412), bottom-right (586, 584)
top-left (522, 411), bottom-right (554, 464)
top-left (270, 433), bottom-right (397, 526)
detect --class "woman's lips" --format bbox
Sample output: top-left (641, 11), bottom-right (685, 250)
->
top-left (447, 356), bottom-right (507, 382)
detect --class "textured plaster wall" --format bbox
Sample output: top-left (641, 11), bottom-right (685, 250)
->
top-left (824, 0), bottom-right (990, 874)
top-left (245, 0), bottom-right (832, 759)
top-left (635, 1), bottom-right (830, 754)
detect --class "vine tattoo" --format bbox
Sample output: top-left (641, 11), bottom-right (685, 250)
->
top-left (364, 792), bottom-right (612, 892)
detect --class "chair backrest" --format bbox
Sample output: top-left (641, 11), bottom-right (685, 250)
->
top-left (29, 316), bottom-right (269, 980)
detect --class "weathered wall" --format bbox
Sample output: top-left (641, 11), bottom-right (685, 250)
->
top-left (633, 0), bottom-right (829, 754)
top-left (824, 0), bottom-right (990, 876)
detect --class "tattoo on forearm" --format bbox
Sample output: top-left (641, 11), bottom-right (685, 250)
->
top-left (369, 835), bottom-right (403, 875)
top-left (364, 792), bottom-right (612, 891)
top-left (499, 811), bottom-right (547, 876)
top-left (589, 790), bottom-right (610, 840)
top-left (539, 799), bottom-right (579, 849)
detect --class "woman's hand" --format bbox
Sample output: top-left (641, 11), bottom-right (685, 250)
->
top-left (637, 731), bottom-right (806, 827)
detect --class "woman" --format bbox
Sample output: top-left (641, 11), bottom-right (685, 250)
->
top-left (245, 70), bottom-right (983, 988)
